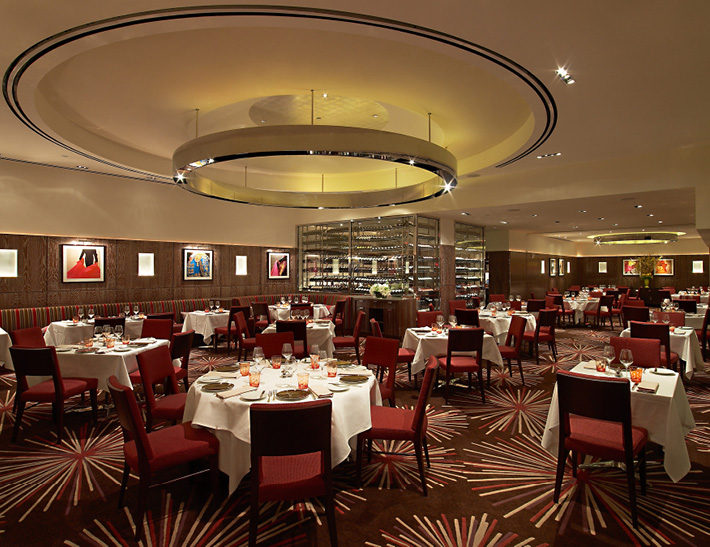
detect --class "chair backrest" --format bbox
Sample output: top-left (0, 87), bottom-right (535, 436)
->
top-left (589, 290), bottom-right (604, 298)
top-left (454, 308), bottom-right (479, 327)
top-left (351, 310), bottom-right (365, 342)
top-left (276, 320), bottom-right (308, 346)
top-left (658, 289), bottom-right (673, 302)
top-left (597, 295), bottom-right (615, 314)
top-left (10, 346), bottom-right (62, 396)
top-left (556, 371), bottom-right (633, 447)
top-left (629, 321), bottom-right (672, 365)
top-left (136, 345), bottom-right (181, 405)
top-left (489, 294), bottom-right (505, 303)
top-left (622, 306), bottom-right (650, 327)
top-left (624, 298), bottom-right (646, 307)
top-left (416, 310), bottom-right (441, 328)
top-left (170, 329), bottom-right (194, 366)
top-left (250, 399), bottom-right (331, 461)
top-left (332, 299), bottom-right (347, 320)
top-left (615, 293), bottom-right (628, 309)
top-left (469, 296), bottom-right (481, 309)
top-left (94, 316), bottom-right (126, 329)
top-left (10, 326), bottom-right (46, 347)
top-left (503, 314), bottom-right (526, 350)
top-left (537, 308), bottom-right (558, 333)
top-left (509, 300), bottom-right (522, 311)
top-left (147, 312), bottom-right (175, 322)
top-left (234, 311), bottom-right (251, 342)
top-left (446, 328), bottom-right (484, 365)
top-left (141, 318), bottom-right (173, 340)
top-left (369, 318), bottom-right (383, 338)
top-left (661, 311), bottom-right (686, 327)
top-left (411, 357), bottom-right (439, 435)
top-left (448, 300), bottom-right (468, 315)
top-left (662, 286), bottom-right (676, 295)
top-left (526, 299), bottom-right (546, 313)
top-left (363, 336), bottom-right (399, 392)
top-left (676, 299), bottom-right (699, 315)
top-left (568, 285), bottom-right (581, 292)
top-left (609, 336), bottom-right (660, 368)
top-left (251, 302), bottom-right (270, 323)
top-left (255, 331), bottom-right (295, 358)
top-left (108, 375), bottom-right (154, 461)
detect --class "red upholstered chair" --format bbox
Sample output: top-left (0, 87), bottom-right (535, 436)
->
top-left (547, 294), bottom-right (573, 326)
top-left (662, 286), bottom-right (676, 295)
top-left (624, 298), bottom-right (646, 307)
top-left (416, 310), bottom-right (441, 328)
top-left (493, 314), bottom-right (526, 384)
top-left (94, 316), bottom-right (126, 329)
top-left (454, 308), bottom-right (479, 327)
top-left (356, 356), bottom-right (439, 496)
top-left (437, 327), bottom-right (485, 404)
top-left (170, 329), bottom-right (195, 391)
top-left (469, 296), bottom-right (481, 309)
top-left (662, 311), bottom-right (686, 327)
top-left (509, 300), bottom-right (522, 311)
top-left (489, 294), bottom-right (505, 303)
top-left (10, 327), bottom-right (46, 347)
top-left (448, 300), bottom-right (468, 316)
top-left (609, 336), bottom-right (660, 369)
top-left (584, 295), bottom-right (616, 328)
top-left (10, 346), bottom-right (97, 442)
top-left (553, 370), bottom-right (647, 529)
top-left (136, 345), bottom-right (188, 432)
top-left (630, 321), bottom-right (679, 373)
top-left (290, 302), bottom-right (313, 318)
top-left (249, 399), bottom-right (337, 547)
top-left (329, 299), bottom-right (348, 336)
top-left (147, 312), bottom-right (182, 333)
top-left (108, 376), bottom-right (219, 541)
top-left (362, 336), bottom-right (400, 407)
top-left (526, 299), bottom-right (546, 313)
top-left (523, 308), bottom-right (558, 364)
top-left (140, 318), bottom-right (173, 340)
top-left (610, 293), bottom-right (628, 327)
top-left (251, 302), bottom-right (271, 332)
top-left (255, 331), bottom-right (295, 359)
top-left (276, 320), bottom-right (308, 359)
top-left (369, 319), bottom-right (416, 385)
top-left (622, 305), bottom-right (650, 328)
top-left (211, 306), bottom-right (243, 354)
top-left (696, 307), bottom-right (710, 360)
top-left (676, 299), bottom-right (698, 314)
top-left (589, 290), bottom-right (604, 298)
top-left (333, 311), bottom-right (365, 365)
top-left (234, 311), bottom-right (256, 360)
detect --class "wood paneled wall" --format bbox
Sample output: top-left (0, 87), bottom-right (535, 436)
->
top-left (0, 233), bottom-right (296, 309)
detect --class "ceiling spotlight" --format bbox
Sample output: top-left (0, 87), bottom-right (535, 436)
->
top-left (500, 220), bottom-right (508, 224)
top-left (634, 205), bottom-right (643, 208)
top-left (322, 93), bottom-right (328, 98)
top-left (536, 152), bottom-right (562, 159)
top-left (555, 68), bottom-right (575, 85)
top-left (461, 212), bottom-right (470, 216)
top-left (579, 210), bottom-right (587, 213)
top-left (597, 217), bottom-right (604, 220)
top-left (647, 213), bottom-right (654, 217)
top-left (531, 214), bottom-right (538, 217)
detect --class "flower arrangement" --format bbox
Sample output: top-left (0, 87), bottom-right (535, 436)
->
top-left (369, 282), bottom-right (391, 298)
top-left (636, 255), bottom-right (657, 287)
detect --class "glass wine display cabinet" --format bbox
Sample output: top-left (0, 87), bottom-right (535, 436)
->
top-left (454, 222), bottom-right (486, 301)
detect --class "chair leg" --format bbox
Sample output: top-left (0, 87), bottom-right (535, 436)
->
top-left (118, 462), bottom-right (131, 507)
top-left (477, 369), bottom-right (486, 404)
top-left (517, 357), bottom-right (525, 385)
top-left (323, 491), bottom-right (339, 547)
top-left (249, 484), bottom-right (260, 547)
top-left (553, 447), bottom-right (568, 503)
top-left (413, 438), bottom-right (427, 496)
top-left (89, 389), bottom-right (98, 424)
top-left (355, 435), bottom-right (364, 488)
top-left (486, 362), bottom-right (492, 386)
top-left (354, 344), bottom-right (361, 365)
top-left (639, 449), bottom-right (647, 495)
top-left (56, 400), bottom-right (64, 441)
top-left (625, 452), bottom-right (639, 529)
top-left (12, 400), bottom-right (25, 442)
top-left (423, 435), bottom-right (430, 467)
top-left (134, 475), bottom-right (150, 541)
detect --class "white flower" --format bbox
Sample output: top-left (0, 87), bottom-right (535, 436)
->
top-left (369, 283), bottom-right (391, 297)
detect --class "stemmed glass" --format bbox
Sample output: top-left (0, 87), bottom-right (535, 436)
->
top-left (662, 313), bottom-right (670, 326)
top-left (448, 314), bottom-right (457, 328)
top-left (216, 300), bottom-right (221, 310)
top-left (94, 326), bottom-right (102, 338)
top-left (88, 307), bottom-right (95, 321)
top-left (602, 345), bottom-right (615, 371)
top-left (133, 305), bottom-right (140, 318)
top-left (114, 325), bottom-right (123, 338)
top-left (209, 300), bottom-right (215, 311)
top-left (252, 346), bottom-right (265, 369)
top-left (280, 296), bottom-right (286, 305)
top-left (619, 348), bottom-right (633, 377)
top-left (282, 343), bottom-right (293, 363)
top-left (102, 325), bottom-right (113, 338)
top-left (124, 305), bottom-right (130, 318)
top-left (436, 314), bottom-right (445, 330)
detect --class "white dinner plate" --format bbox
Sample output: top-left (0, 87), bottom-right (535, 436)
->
top-left (197, 376), bottom-right (223, 384)
top-left (241, 390), bottom-right (266, 401)
top-left (55, 347), bottom-right (73, 352)
top-left (114, 347), bottom-right (131, 352)
top-left (328, 383), bottom-right (349, 392)
top-left (650, 368), bottom-right (676, 376)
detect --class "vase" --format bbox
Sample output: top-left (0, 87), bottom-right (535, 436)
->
top-left (374, 293), bottom-right (386, 299)
top-left (640, 274), bottom-right (652, 288)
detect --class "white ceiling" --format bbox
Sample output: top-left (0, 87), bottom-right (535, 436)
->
top-left (1, 0), bottom-right (708, 247)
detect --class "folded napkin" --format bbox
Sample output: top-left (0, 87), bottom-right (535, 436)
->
top-left (203, 371), bottom-right (241, 379)
top-left (216, 385), bottom-right (255, 400)
top-left (581, 362), bottom-right (598, 370)
top-left (309, 385), bottom-right (333, 398)
top-left (133, 338), bottom-right (156, 344)
top-left (636, 381), bottom-right (659, 394)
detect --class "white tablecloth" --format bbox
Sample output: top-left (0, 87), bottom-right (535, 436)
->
top-left (673, 293), bottom-right (709, 304)
top-left (183, 363), bottom-right (381, 493)
top-left (261, 321), bottom-right (336, 357)
top-left (402, 328), bottom-right (503, 375)
top-left (478, 312), bottom-right (536, 344)
top-left (620, 327), bottom-right (704, 378)
top-left (564, 298), bottom-right (599, 323)
top-left (44, 319), bottom-right (144, 346)
top-left (182, 311), bottom-right (229, 345)
top-left (0, 328), bottom-right (12, 369)
top-left (541, 362), bottom-right (695, 483)
top-left (268, 304), bottom-right (330, 321)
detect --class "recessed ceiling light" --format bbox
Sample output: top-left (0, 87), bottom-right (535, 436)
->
top-left (408, 159), bottom-right (415, 165)
top-left (322, 93), bottom-right (328, 98)
top-left (372, 114), bottom-right (379, 118)
top-left (500, 221), bottom-right (508, 224)
top-left (460, 212), bottom-right (470, 216)
top-left (76, 165), bottom-right (88, 169)
top-left (579, 210), bottom-right (587, 213)
top-left (658, 220), bottom-right (663, 223)
top-left (598, 217), bottom-right (605, 220)
top-left (554, 220), bottom-right (560, 223)
top-left (536, 152), bottom-right (562, 159)
top-left (634, 205), bottom-right (643, 208)
top-left (647, 213), bottom-right (654, 217)
top-left (612, 223), bottom-right (619, 226)
top-left (555, 68), bottom-right (575, 85)
top-left (531, 214), bottom-right (538, 217)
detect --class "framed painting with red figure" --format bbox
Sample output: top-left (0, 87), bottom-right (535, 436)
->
top-left (623, 259), bottom-right (638, 276)
top-left (655, 258), bottom-right (674, 276)
top-left (268, 251), bottom-right (289, 279)
top-left (62, 244), bottom-right (105, 283)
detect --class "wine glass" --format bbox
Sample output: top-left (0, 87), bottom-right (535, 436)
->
top-left (88, 307), bottom-right (95, 321)
top-left (287, 296), bottom-right (292, 305)
top-left (448, 314), bottom-right (457, 328)
top-left (124, 305), bottom-right (130, 318)
top-left (662, 313), bottom-right (670, 325)
top-left (602, 345), bottom-right (615, 370)
top-left (94, 326), bottom-right (102, 338)
top-left (216, 300), bottom-right (221, 310)
top-left (282, 343), bottom-right (293, 363)
top-left (114, 325), bottom-right (123, 338)
top-left (133, 305), bottom-right (140, 317)
top-left (280, 296), bottom-right (286, 305)
top-left (252, 346), bottom-right (264, 368)
top-left (619, 348), bottom-right (633, 377)
top-left (436, 314), bottom-right (445, 330)
top-left (102, 325), bottom-right (113, 338)
top-left (650, 311), bottom-right (658, 323)
top-left (209, 300), bottom-right (215, 311)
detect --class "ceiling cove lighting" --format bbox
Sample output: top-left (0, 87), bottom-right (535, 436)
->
top-left (173, 125), bottom-right (457, 209)
top-left (555, 68), bottom-right (575, 85)
top-left (587, 232), bottom-right (685, 245)
top-left (536, 152), bottom-right (561, 159)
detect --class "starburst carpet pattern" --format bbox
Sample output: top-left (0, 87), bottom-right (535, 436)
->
top-left (1, 324), bottom-right (709, 546)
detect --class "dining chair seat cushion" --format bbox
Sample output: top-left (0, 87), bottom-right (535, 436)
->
top-left (173, 366), bottom-right (187, 380)
top-left (659, 352), bottom-right (680, 367)
top-left (566, 415), bottom-right (648, 461)
top-left (259, 452), bottom-right (325, 500)
top-left (255, 319), bottom-right (269, 330)
top-left (124, 421), bottom-right (219, 472)
top-left (214, 325), bottom-right (239, 336)
top-left (444, 355), bottom-right (480, 373)
top-left (363, 406), bottom-right (422, 440)
top-left (397, 347), bottom-right (415, 363)
top-left (173, 323), bottom-right (184, 333)
top-left (151, 392), bottom-right (188, 421)
top-left (332, 336), bottom-right (356, 347)
top-left (21, 377), bottom-right (98, 402)
top-left (523, 331), bottom-right (554, 342)
top-left (242, 337), bottom-right (257, 349)
top-left (498, 346), bottom-right (518, 360)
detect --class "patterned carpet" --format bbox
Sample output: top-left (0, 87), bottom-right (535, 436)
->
top-left (2, 324), bottom-right (710, 546)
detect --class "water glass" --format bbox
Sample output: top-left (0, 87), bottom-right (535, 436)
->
top-left (297, 371), bottom-right (309, 389)
top-left (310, 344), bottom-right (320, 369)
top-left (239, 362), bottom-right (250, 376)
top-left (249, 368), bottom-right (261, 387)
top-left (252, 346), bottom-right (265, 366)
top-left (122, 334), bottom-right (130, 345)
top-left (448, 315), bottom-right (457, 328)
top-left (630, 366), bottom-right (643, 383)
top-left (106, 337), bottom-right (115, 349)
top-left (327, 362), bottom-right (337, 378)
top-left (271, 355), bottom-right (282, 369)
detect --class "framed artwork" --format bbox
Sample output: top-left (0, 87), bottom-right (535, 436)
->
top-left (268, 251), bottom-right (290, 279)
top-left (0, 249), bottom-right (18, 278)
top-left (62, 245), bottom-right (105, 283)
top-left (692, 260), bottom-right (704, 274)
top-left (183, 249), bottom-right (213, 280)
top-left (558, 258), bottom-right (565, 276)
top-left (655, 258), bottom-right (674, 276)
top-left (549, 258), bottom-right (556, 277)
top-left (598, 261), bottom-right (608, 274)
top-left (623, 259), bottom-right (638, 276)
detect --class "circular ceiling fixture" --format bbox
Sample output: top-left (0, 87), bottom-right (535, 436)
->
top-left (173, 124), bottom-right (457, 209)
top-left (588, 232), bottom-right (685, 245)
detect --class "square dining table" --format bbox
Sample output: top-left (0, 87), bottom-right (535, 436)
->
top-left (183, 361), bottom-right (381, 493)
top-left (181, 310), bottom-right (229, 345)
top-left (541, 361), bottom-right (695, 482)
top-left (477, 311), bottom-right (536, 343)
top-left (261, 320), bottom-right (336, 357)
top-left (619, 326), bottom-right (704, 378)
top-left (268, 303), bottom-right (330, 322)
top-left (44, 317), bottom-right (144, 346)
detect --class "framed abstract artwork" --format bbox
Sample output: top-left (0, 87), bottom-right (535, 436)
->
top-left (549, 258), bottom-right (556, 277)
top-left (623, 259), bottom-right (638, 276)
top-left (62, 245), bottom-right (105, 283)
top-left (558, 258), bottom-right (565, 276)
top-left (183, 249), bottom-right (213, 280)
top-left (598, 261), bottom-right (608, 274)
top-left (268, 251), bottom-right (289, 279)
top-left (655, 258), bottom-right (674, 276)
